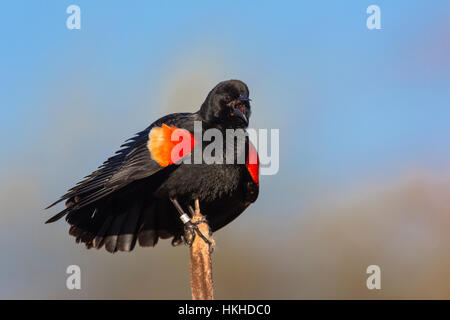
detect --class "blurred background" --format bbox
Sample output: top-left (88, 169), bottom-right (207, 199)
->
top-left (1, 0), bottom-right (450, 299)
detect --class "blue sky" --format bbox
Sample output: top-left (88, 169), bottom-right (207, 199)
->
top-left (1, 0), bottom-right (450, 209)
top-left (0, 0), bottom-right (450, 299)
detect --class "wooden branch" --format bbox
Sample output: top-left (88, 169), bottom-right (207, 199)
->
top-left (190, 199), bottom-right (215, 300)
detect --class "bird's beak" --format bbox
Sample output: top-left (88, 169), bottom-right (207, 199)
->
top-left (238, 94), bottom-right (251, 102)
top-left (233, 107), bottom-right (248, 125)
top-left (228, 93), bottom-right (250, 125)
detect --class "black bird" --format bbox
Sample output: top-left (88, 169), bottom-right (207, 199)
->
top-left (46, 79), bottom-right (259, 253)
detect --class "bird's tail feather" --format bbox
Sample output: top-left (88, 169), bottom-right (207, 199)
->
top-left (48, 193), bottom-right (180, 253)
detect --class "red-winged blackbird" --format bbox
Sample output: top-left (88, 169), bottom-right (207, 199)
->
top-left (46, 80), bottom-right (259, 253)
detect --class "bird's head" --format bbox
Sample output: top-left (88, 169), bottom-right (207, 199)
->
top-left (199, 80), bottom-right (251, 129)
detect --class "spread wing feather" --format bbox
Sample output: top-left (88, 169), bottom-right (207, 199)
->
top-left (45, 128), bottom-right (156, 213)
top-left (45, 112), bottom-right (198, 252)
top-left (46, 112), bottom-right (192, 222)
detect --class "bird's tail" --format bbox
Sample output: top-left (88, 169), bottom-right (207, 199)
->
top-left (46, 190), bottom-right (180, 253)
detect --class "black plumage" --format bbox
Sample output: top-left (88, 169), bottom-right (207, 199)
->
top-left (46, 80), bottom-right (259, 253)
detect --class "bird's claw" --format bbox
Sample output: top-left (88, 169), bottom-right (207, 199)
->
top-left (171, 234), bottom-right (184, 247)
top-left (183, 219), bottom-right (213, 251)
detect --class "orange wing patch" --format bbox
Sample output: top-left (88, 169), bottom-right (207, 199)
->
top-left (147, 124), bottom-right (196, 167)
top-left (246, 141), bottom-right (259, 186)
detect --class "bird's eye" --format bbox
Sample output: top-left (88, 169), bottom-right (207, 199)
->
top-left (224, 94), bottom-right (232, 102)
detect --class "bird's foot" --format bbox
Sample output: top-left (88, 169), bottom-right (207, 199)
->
top-left (170, 197), bottom-right (214, 252)
top-left (183, 218), bottom-right (213, 250)
top-left (171, 234), bottom-right (184, 247)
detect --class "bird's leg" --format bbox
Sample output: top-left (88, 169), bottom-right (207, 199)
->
top-left (170, 197), bottom-right (195, 245)
top-left (187, 205), bottom-right (213, 248)
top-left (170, 197), bottom-right (212, 247)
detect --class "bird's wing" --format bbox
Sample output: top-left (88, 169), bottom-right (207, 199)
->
top-left (46, 112), bottom-right (196, 223)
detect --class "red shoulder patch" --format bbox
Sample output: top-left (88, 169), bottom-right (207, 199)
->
top-left (147, 124), bottom-right (196, 167)
top-left (246, 141), bottom-right (259, 186)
